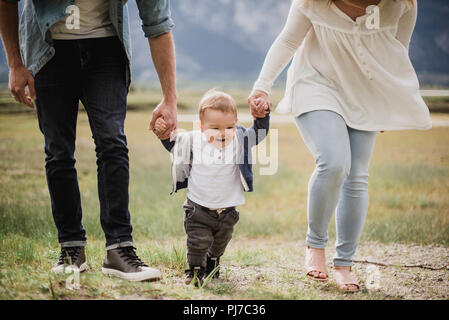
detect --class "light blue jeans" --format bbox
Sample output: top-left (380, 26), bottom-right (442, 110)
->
top-left (295, 110), bottom-right (377, 267)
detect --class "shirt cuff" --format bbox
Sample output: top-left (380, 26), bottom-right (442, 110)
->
top-left (252, 81), bottom-right (272, 96)
top-left (142, 17), bottom-right (175, 38)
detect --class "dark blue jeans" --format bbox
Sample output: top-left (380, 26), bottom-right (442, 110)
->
top-left (34, 36), bottom-right (133, 249)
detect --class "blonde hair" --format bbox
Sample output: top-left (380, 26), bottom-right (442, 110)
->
top-left (198, 89), bottom-right (237, 121)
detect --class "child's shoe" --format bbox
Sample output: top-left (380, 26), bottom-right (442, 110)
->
top-left (184, 266), bottom-right (205, 287)
top-left (205, 255), bottom-right (220, 279)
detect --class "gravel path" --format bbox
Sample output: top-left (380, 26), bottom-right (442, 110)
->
top-left (221, 238), bottom-right (449, 300)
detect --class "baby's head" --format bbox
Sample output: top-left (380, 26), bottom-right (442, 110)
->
top-left (198, 89), bottom-right (238, 148)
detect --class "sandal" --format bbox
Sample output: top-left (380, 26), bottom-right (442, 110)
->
top-left (334, 266), bottom-right (360, 292)
top-left (305, 245), bottom-right (328, 281)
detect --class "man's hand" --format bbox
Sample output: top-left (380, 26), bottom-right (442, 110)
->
top-left (9, 64), bottom-right (36, 109)
top-left (248, 90), bottom-right (272, 119)
top-left (149, 99), bottom-right (177, 140)
top-left (0, 1), bottom-right (35, 109)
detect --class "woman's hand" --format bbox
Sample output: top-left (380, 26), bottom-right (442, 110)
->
top-left (248, 90), bottom-right (272, 119)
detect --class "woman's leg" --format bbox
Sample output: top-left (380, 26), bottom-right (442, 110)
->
top-left (295, 110), bottom-right (352, 250)
top-left (333, 127), bottom-right (377, 267)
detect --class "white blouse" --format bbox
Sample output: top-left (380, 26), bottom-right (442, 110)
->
top-left (252, 0), bottom-right (432, 131)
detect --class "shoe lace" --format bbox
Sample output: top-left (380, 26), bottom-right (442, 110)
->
top-left (58, 246), bottom-right (81, 265)
top-left (118, 246), bottom-right (148, 268)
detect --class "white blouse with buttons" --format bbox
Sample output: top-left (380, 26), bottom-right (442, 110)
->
top-left (252, 0), bottom-right (432, 131)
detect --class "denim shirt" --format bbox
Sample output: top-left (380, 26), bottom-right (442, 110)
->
top-left (5, 0), bottom-right (174, 89)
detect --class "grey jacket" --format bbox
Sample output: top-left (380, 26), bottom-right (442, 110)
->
top-left (161, 115), bottom-right (270, 194)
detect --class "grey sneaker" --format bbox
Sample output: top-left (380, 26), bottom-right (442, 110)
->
top-left (102, 246), bottom-right (161, 282)
top-left (51, 246), bottom-right (88, 274)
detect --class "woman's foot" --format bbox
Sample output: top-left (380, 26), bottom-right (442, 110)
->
top-left (333, 266), bottom-right (360, 292)
top-left (304, 245), bottom-right (328, 281)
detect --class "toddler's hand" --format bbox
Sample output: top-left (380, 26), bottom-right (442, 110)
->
top-left (255, 97), bottom-right (269, 113)
top-left (153, 117), bottom-right (168, 138)
top-left (153, 117), bottom-right (177, 141)
top-left (248, 90), bottom-right (271, 119)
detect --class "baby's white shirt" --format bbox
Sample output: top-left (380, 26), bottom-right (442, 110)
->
top-left (186, 131), bottom-right (245, 209)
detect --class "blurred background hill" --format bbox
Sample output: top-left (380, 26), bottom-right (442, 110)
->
top-left (0, 0), bottom-right (448, 89)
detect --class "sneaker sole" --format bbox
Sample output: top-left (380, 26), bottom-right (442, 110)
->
top-left (51, 262), bottom-right (88, 274)
top-left (101, 267), bottom-right (162, 282)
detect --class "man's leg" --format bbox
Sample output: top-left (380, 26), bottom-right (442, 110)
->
top-left (79, 36), bottom-right (160, 281)
top-left (79, 36), bottom-right (132, 248)
top-left (34, 40), bottom-right (85, 247)
top-left (34, 40), bottom-right (87, 273)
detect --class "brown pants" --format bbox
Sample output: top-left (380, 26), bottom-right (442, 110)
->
top-left (183, 198), bottom-right (240, 268)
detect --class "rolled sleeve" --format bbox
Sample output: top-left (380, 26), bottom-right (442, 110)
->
top-left (136, 0), bottom-right (174, 38)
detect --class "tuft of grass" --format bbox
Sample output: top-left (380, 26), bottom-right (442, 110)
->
top-left (143, 244), bottom-right (187, 272)
top-left (363, 209), bottom-right (449, 245)
top-left (208, 281), bottom-right (235, 295)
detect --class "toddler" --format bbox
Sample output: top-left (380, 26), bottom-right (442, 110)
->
top-left (154, 89), bottom-right (270, 285)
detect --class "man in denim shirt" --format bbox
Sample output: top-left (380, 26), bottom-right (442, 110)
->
top-left (0, 0), bottom-right (178, 282)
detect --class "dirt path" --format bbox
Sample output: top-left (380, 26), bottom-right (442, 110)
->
top-left (152, 238), bottom-right (448, 300)
top-left (220, 238), bottom-right (449, 300)
top-left (67, 237), bottom-right (449, 300)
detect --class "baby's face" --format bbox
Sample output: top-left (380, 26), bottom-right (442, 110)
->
top-left (200, 109), bottom-right (237, 148)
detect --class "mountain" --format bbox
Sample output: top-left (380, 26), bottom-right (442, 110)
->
top-left (127, 0), bottom-right (291, 86)
top-left (1, 0), bottom-right (448, 87)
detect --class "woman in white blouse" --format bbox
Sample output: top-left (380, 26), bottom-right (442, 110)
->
top-left (248, 0), bottom-right (431, 292)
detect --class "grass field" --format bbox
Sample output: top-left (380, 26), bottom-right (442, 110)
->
top-left (0, 91), bottom-right (448, 299)
top-left (1, 88), bottom-right (448, 114)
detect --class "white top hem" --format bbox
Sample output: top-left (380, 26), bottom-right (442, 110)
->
top-left (186, 195), bottom-right (245, 209)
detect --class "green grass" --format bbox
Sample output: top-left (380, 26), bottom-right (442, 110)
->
top-left (424, 96), bottom-right (449, 113)
top-left (0, 107), bottom-right (448, 299)
top-left (1, 88), bottom-right (448, 113)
